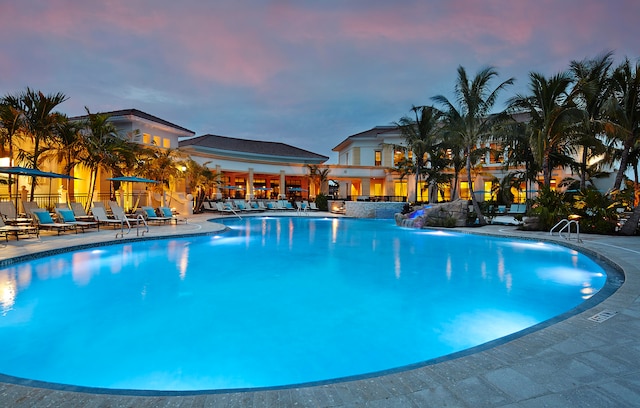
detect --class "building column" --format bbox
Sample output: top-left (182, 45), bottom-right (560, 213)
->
top-left (247, 168), bottom-right (254, 201)
top-left (215, 165), bottom-right (222, 199)
top-left (361, 178), bottom-right (371, 199)
top-left (279, 171), bottom-right (286, 199)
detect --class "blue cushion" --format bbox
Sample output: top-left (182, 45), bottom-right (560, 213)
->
top-left (143, 207), bottom-right (156, 218)
top-left (267, 202), bottom-right (275, 209)
top-left (237, 203), bottom-right (245, 210)
top-left (160, 207), bottom-right (173, 217)
top-left (58, 208), bottom-right (76, 222)
top-left (34, 210), bottom-right (54, 224)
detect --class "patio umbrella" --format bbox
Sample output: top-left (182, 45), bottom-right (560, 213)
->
top-left (107, 176), bottom-right (158, 184)
top-left (288, 187), bottom-right (307, 192)
top-left (0, 166), bottom-right (76, 213)
top-left (107, 176), bottom-right (158, 211)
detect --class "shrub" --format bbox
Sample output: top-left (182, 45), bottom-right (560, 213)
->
top-left (315, 193), bottom-right (329, 211)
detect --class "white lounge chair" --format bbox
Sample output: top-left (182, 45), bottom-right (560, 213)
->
top-left (140, 206), bottom-right (173, 224)
top-left (70, 202), bottom-right (97, 221)
top-left (0, 217), bottom-right (38, 240)
top-left (55, 207), bottom-right (99, 232)
top-left (92, 206), bottom-right (127, 229)
top-left (32, 209), bottom-right (77, 235)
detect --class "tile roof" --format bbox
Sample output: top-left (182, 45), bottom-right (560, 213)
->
top-left (70, 109), bottom-right (195, 135)
top-left (180, 134), bottom-right (329, 162)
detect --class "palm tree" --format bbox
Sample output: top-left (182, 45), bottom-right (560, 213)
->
top-left (500, 119), bottom-right (540, 202)
top-left (602, 58), bottom-right (640, 235)
top-left (396, 105), bottom-right (443, 203)
top-left (78, 108), bottom-right (139, 209)
top-left (46, 117), bottom-right (84, 201)
top-left (0, 97), bottom-right (26, 200)
top-left (139, 147), bottom-right (185, 206)
top-left (603, 58), bottom-right (640, 191)
top-left (306, 164), bottom-right (331, 197)
top-left (569, 52), bottom-right (613, 190)
top-left (6, 88), bottom-right (68, 200)
top-left (433, 66), bottom-right (514, 225)
top-left (508, 71), bottom-right (581, 188)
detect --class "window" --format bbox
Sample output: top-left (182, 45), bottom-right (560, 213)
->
top-left (162, 138), bottom-right (171, 148)
top-left (393, 150), bottom-right (405, 166)
top-left (143, 133), bottom-right (151, 144)
top-left (374, 150), bottom-right (382, 166)
top-left (153, 135), bottom-right (161, 146)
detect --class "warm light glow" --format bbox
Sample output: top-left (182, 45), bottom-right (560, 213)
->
top-left (0, 271), bottom-right (17, 315)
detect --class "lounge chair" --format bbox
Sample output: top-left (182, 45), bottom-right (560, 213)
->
top-left (215, 202), bottom-right (241, 217)
top-left (509, 204), bottom-right (527, 215)
top-left (32, 209), bottom-right (77, 235)
top-left (54, 207), bottom-right (99, 232)
top-left (158, 206), bottom-right (187, 224)
top-left (70, 202), bottom-right (97, 221)
top-left (92, 206), bottom-right (127, 229)
top-left (295, 201), bottom-right (308, 214)
top-left (308, 202), bottom-right (320, 211)
top-left (21, 200), bottom-right (42, 219)
top-left (0, 201), bottom-right (30, 224)
top-left (140, 206), bottom-right (173, 224)
top-left (109, 201), bottom-right (149, 233)
top-left (0, 217), bottom-right (38, 240)
top-left (201, 201), bottom-right (218, 212)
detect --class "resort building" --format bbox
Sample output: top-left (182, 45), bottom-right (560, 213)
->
top-left (2, 107), bottom-right (613, 211)
top-left (179, 135), bottom-right (329, 200)
top-left (329, 126), bottom-right (524, 203)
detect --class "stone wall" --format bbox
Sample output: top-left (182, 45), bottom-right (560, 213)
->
top-left (344, 201), bottom-right (405, 219)
top-left (395, 200), bottom-right (470, 228)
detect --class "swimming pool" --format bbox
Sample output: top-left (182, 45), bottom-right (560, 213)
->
top-left (0, 217), bottom-right (608, 392)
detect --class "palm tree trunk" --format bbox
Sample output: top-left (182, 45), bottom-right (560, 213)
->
top-left (452, 172), bottom-right (459, 201)
top-left (613, 136), bottom-right (633, 190)
top-left (620, 205), bottom-right (640, 235)
top-left (580, 148), bottom-right (587, 190)
top-left (467, 150), bottom-right (486, 225)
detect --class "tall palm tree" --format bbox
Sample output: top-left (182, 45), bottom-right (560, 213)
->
top-left (508, 71), bottom-right (581, 188)
top-left (78, 108), bottom-right (139, 209)
top-left (433, 66), bottom-right (514, 225)
top-left (6, 88), bottom-right (68, 200)
top-left (0, 97), bottom-right (25, 200)
top-left (139, 147), bottom-right (185, 206)
top-left (45, 117), bottom-right (84, 201)
top-left (603, 58), bottom-right (640, 235)
top-left (603, 58), bottom-right (640, 191)
top-left (498, 119), bottom-right (539, 202)
top-left (569, 51), bottom-right (613, 190)
top-left (396, 105), bottom-right (443, 203)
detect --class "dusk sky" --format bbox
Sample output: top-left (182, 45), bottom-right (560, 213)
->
top-left (1, 1), bottom-right (638, 162)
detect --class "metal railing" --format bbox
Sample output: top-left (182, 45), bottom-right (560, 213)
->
top-left (550, 218), bottom-right (582, 243)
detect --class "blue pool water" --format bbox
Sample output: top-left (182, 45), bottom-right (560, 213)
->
top-left (0, 217), bottom-right (607, 392)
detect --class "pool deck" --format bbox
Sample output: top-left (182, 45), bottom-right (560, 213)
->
top-left (1, 212), bottom-right (639, 407)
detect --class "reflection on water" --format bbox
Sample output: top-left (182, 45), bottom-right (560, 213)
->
top-left (0, 217), bottom-right (609, 391)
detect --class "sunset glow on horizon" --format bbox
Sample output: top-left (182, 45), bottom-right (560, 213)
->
top-left (1, 0), bottom-right (638, 162)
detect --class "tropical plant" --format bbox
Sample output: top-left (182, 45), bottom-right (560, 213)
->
top-left (569, 52), bottom-right (613, 190)
top-left (77, 108), bottom-right (139, 209)
top-left (138, 147), bottom-right (185, 206)
top-left (508, 71), bottom-right (582, 188)
top-left (528, 186), bottom-right (572, 230)
top-left (4, 88), bottom-right (68, 200)
top-left (571, 188), bottom-right (621, 234)
top-left (601, 58), bottom-right (640, 235)
top-left (306, 164), bottom-right (330, 196)
top-left (433, 66), bottom-right (514, 225)
top-left (396, 105), bottom-right (444, 203)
